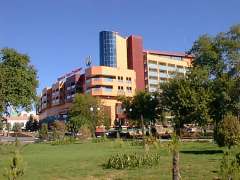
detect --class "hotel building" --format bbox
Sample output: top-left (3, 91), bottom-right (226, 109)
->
top-left (144, 50), bottom-right (192, 92)
top-left (38, 31), bottom-right (193, 125)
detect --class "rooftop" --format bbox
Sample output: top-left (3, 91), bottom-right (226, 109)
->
top-left (144, 50), bottom-right (194, 58)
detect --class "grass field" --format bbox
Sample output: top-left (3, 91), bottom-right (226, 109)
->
top-left (0, 140), bottom-right (225, 180)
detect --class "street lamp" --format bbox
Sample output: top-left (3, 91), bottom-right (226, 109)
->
top-left (90, 107), bottom-right (94, 112)
top-left (89, 106), bottom-right (100, 138)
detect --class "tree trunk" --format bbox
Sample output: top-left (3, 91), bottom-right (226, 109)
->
top-left (141, 114), bottom-right (144, 137)
top-left (172, 149), bottom-right (180, 180)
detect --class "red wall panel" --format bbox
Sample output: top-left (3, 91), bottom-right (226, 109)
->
top-left (127, 36), bottom-right (145, 91)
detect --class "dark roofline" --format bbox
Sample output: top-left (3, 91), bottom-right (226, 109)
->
top-left (143, 50), bottom-right (194, 58)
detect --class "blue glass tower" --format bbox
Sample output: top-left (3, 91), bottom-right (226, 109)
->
top-left (99, 31), bottom-right (117, 67)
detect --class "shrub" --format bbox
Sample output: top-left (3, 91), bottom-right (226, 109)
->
top-left (51, 136), bottom-right (76, 145)
top-left (51, 137), bottom-right (76, 145)
top-left (4, 150), bottom-right (25, 180)
top-left (51, 121), bottom-right (66, 141)
top-left (39, 123), bottom-right (48, 140)
top-left (104, 152), bottom-right (160, 169)
top-left (219, 149), bottom-right (240, 179)
top-left (215, 115), bottom-right (240, 148)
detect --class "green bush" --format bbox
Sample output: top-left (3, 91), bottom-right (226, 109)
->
top-left (39, 124), bottom-right (48, 140)
top-left (51, 136), bottom-right (76, 145)
top-left (215, 115), bottom-right (240, 148)
top-left (4, 150), bottom-right (25, 180)
top-left (219, 149), bottom-right (240, 179)
top-left (104, 152), bottom-right (160, 169)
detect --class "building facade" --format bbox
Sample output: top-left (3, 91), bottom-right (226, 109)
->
top-left (85, 66), bottom-right (136, 122)
top-left (144, 50), bottom-right (193, 92)
top-left (38, 31), bottom-right (193, 125)
top-left (4, 111), bottom-right (39, 130)
top-left (39, 68), bottom-right (85, 120)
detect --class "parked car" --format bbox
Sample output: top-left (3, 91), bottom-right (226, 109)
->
top-left (161, 132), bottom-right (171, 139)
top-left (95, 127), bottom-right (106, 137)
top-left (106, 128), bottom-right (119, 138)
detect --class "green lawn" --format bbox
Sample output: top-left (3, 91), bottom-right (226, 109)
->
top-left (0, 140), bottom-right (224, 180)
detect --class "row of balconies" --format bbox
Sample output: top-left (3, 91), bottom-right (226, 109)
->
top-left (86, 86), bottom-right (133, 96)
top-left (86, 77), bottom-right (132, 85)
top-left (148, 63), bottom-right (187, 72)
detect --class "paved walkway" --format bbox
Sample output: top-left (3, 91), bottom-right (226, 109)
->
top-left (0, 136), bottom-right (35, 143)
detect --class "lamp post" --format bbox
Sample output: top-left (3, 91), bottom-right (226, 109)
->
top-left (89, 106), bottom-right (100, 137)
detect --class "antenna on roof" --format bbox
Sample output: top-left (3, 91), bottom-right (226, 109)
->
top-left (85, 56), bottom-right (92, 67)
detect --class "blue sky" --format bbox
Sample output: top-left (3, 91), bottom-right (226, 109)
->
top-left (0, 0), bottom-right (239, 93)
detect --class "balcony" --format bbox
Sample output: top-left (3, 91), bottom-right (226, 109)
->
top-left (176, 68), bottom-right (186, 73)
top-left (167, 66), bottom-right (176, 71)
top-left (91, 87), bottom-right (113, 92)
top-left (87, 78), bottom-right (114, 88)
top-left (149, 79), bottom-right (159, 85)
top-left (159, 73), bottom-right (168, 78)
top-left (148, 71), bottom-right (158, 77)
top-left (148, 63), bottom-right (158, 69)
top-left (159, 65), bottom-right (168, 71)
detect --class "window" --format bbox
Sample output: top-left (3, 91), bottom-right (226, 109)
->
top-left (160, 70), bottom-right (167, 73)
top-left (168, 64), bottom-right (175, 67)
top-left (117, 76), bottom-right (123, 82)
top-left (118, 86), bottom-right (123, 90)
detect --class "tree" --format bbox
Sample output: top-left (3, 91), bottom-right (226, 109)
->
top-left (25, 115), bottom-right (39, 132)
top-left (0, 48), bottom-right (38, 117)
top-left (189, 24), bottom-right (240, 123)
top-left (67, 116), bottom-right (84, 137)
top-left (160, 68), bottom-right (213, 180)
top-left (68, 94), bottom-right (105, 137)
top-left (160, 68), bottom-right (213, 136)
top-left (215, 114), bottom-right (240, 149)
top-left (168, 134), bottom-right (181, 180)
top-left (119, 91), bottom-right (160, 135)
top-left (0, 119), bottom-right (3, 131)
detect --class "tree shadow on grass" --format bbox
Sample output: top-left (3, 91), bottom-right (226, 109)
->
top-left (180, 150), bottom-right (224, 155)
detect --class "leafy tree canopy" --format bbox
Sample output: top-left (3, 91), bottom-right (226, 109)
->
top-left (68, 94), bottom-right (110, 137)
top-left (160, 67), bottom-right (213, 134)
top-left (189, 24), bottom-right (240, 121)
top-left (119, 91), bottom-right (161, 124)
top-left (0, 48), bottom-right (38, 116)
